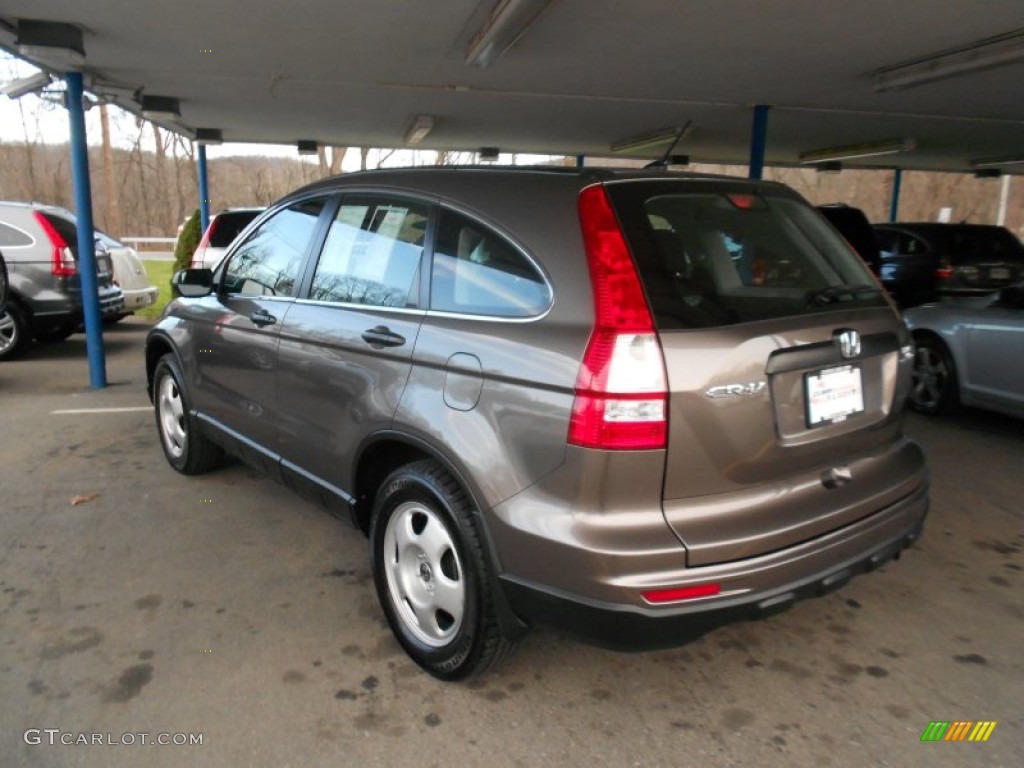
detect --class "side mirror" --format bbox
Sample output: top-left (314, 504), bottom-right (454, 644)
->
top-left (172, 268), bottom-right (214, 298)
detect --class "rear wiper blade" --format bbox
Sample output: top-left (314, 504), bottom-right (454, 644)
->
top-left (806, 284), bottom-right (881, 306)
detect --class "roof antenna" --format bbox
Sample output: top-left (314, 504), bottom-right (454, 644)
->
top-left (645, 120), bottom-right (692, 169)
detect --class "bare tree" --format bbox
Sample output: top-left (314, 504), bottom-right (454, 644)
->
top-left (98, 104), bottom-right (122, 237)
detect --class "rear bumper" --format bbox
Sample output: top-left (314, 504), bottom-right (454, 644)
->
top-left (121, 285), bottom-right (159, 311)
top-left (499, 479), bottom-right (928, 650)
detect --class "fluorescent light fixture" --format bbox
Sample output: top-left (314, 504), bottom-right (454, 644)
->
top-left (465, 0), bottom-right (553, 68)
top-left (799, 138), bottom-right (915, 164)
top-left (297, 140), bottom-right (318, 155)
top-left (15, 20), bottom-right (86, 69)
top-left (872, 29), bottom-right (1024, 92)
top-left (404, 115), bottom-right (435, 147)
top-left (1, 71), bottom-right (53, 99)
top-left (195, 128), bottom-right (223, 146)
top-left (971, 154), bottom-right (1024, 168)
top-left (139, 95), bottom-right (181, 121)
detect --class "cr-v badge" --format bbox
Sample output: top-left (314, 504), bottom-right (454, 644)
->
top-left (705, 381), bottom-right (767, 399)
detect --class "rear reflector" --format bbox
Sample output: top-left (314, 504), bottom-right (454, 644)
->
top-left (642, 584), bottom-right (722, 604)
top-left (571, 185), bottom-right (667, 450)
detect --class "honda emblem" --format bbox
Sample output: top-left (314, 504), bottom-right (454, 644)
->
top-left (837, 329), bottom-right (861, 359)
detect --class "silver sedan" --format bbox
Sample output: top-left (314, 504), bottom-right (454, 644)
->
top-left (903, 283), bottom-right (1024, 418)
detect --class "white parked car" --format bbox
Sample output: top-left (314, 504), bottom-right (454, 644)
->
top-left (96, 232), bottom-right (158, 319)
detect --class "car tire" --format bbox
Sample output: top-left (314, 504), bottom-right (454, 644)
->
top-left (909, 334), bottom-right (958, 416)
top-left (0, 301), bottom-right (32, 361)
top-left (153, 354), bottom-right (223, 474)
top-left (0, 253), bottom-right (8, 312)
top-left (369, 460), bottom-right (517, 680)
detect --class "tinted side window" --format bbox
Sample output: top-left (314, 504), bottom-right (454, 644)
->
top-left (222, 199), bottom-right (325, 297)
top-left (310, 196), bottom-right (428, 307)
top-left (0, 222), bottom-right (33, 247)
top-left (431, 209), bottom-right (550, 317)
top-left (875, 229), bottom-right (898, 257)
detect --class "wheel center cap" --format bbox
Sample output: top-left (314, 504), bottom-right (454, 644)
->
top-left (419, 562), bottom-right (432, 583)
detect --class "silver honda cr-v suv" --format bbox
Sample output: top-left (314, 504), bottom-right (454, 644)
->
top-left (146, 167), bottom-right (928, 679)
top-left (0, 201), bottom-right (124, 360)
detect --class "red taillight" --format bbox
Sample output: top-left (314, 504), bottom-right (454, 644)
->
top-left (569, 185), bottom-right (667, 451)
top-left (34, 212), bottom-right (76, 276)
top-left (935, 263), bottom-right (953, 281)
top-left (642, 584), bottom-right (721, 604)
top-left (191, 219), bottom-right (215, 268)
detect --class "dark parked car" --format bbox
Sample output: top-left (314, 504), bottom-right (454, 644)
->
top-left (874, 222), bottom-right (1024, 308)
top-left (817, 203), bottom-right (881, 274)
top-left (0, 202), bottom-right (124, 360)
top-left (904, 282), bottom-right (1024, 418)
top-left (146, 167), bottom-right (928, 679)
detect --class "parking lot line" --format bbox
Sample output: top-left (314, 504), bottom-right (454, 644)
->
top-left (51, 406), bottom-right (153, 415)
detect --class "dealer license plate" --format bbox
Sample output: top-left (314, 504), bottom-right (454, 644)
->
top-left (805, 365), bottom-right (864, 427)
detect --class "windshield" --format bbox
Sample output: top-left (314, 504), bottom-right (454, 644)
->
top-left (607, 181), bottom-right (887, 329)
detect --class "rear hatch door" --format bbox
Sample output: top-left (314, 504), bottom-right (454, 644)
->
top-left (607, 180), bottom-right (917, 566)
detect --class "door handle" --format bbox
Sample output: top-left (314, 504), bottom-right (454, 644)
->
top-left (361, 325), bottom-right (406, 349)
top-left (250, 309), bottom-right (277, 327)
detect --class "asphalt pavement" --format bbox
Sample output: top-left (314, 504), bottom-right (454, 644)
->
top-left (1, 317), bottom-right (1021, 767)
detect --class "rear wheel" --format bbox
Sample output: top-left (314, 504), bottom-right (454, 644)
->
top-left (909, 335), bottom-right (957, 415)
top-left (0, 302), bottom-right (31, 361)
top-left (369, 460), bottom-right (517, 680)
top-left (153, 354), bottom-right (223, 474)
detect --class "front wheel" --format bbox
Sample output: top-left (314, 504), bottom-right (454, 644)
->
top-left (369, 460), bottom-right (517, 680)
top-left (152, 354), bottom-right (223, 474)
top-left (909, 335), bottom-right (958, 415)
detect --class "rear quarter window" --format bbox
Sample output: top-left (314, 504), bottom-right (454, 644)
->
top-left (0, 222), bottom-right (33, 247)
top-left (430, 208), bottom-right (550, 318)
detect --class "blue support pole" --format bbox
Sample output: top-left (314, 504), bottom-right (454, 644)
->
top-left (197, 144), bottom-right (210, 233)
top-left (65, 72), bottom-right (106, 389)
top-left (748, 104), bottom-right (770, 180)
top-left (889, 168), bottom-right (903, 222)
top-left (575, 154), bottom-right (585, 168)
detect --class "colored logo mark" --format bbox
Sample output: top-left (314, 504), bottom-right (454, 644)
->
top-left (921, 721), bottom-right (996, 742)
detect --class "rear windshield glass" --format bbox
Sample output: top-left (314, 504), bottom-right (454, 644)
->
top-left (39, 212), bottom-right (80, 255)
top-left (933, 227), bottom-right (1024, 264)
top-left (607, 182), bottom-right (887, 330)
top-left (210, 210), bottom-right (261, 247)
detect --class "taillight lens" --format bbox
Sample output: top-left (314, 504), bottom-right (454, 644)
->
top-left (570, 185), bottom-right (667, 451)
top-left (34, 212), bottom-right (77, 276)
top-left (935, 259), bottom-right (953, 281)
top-left (191, 219), bottom-right (215, 268)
